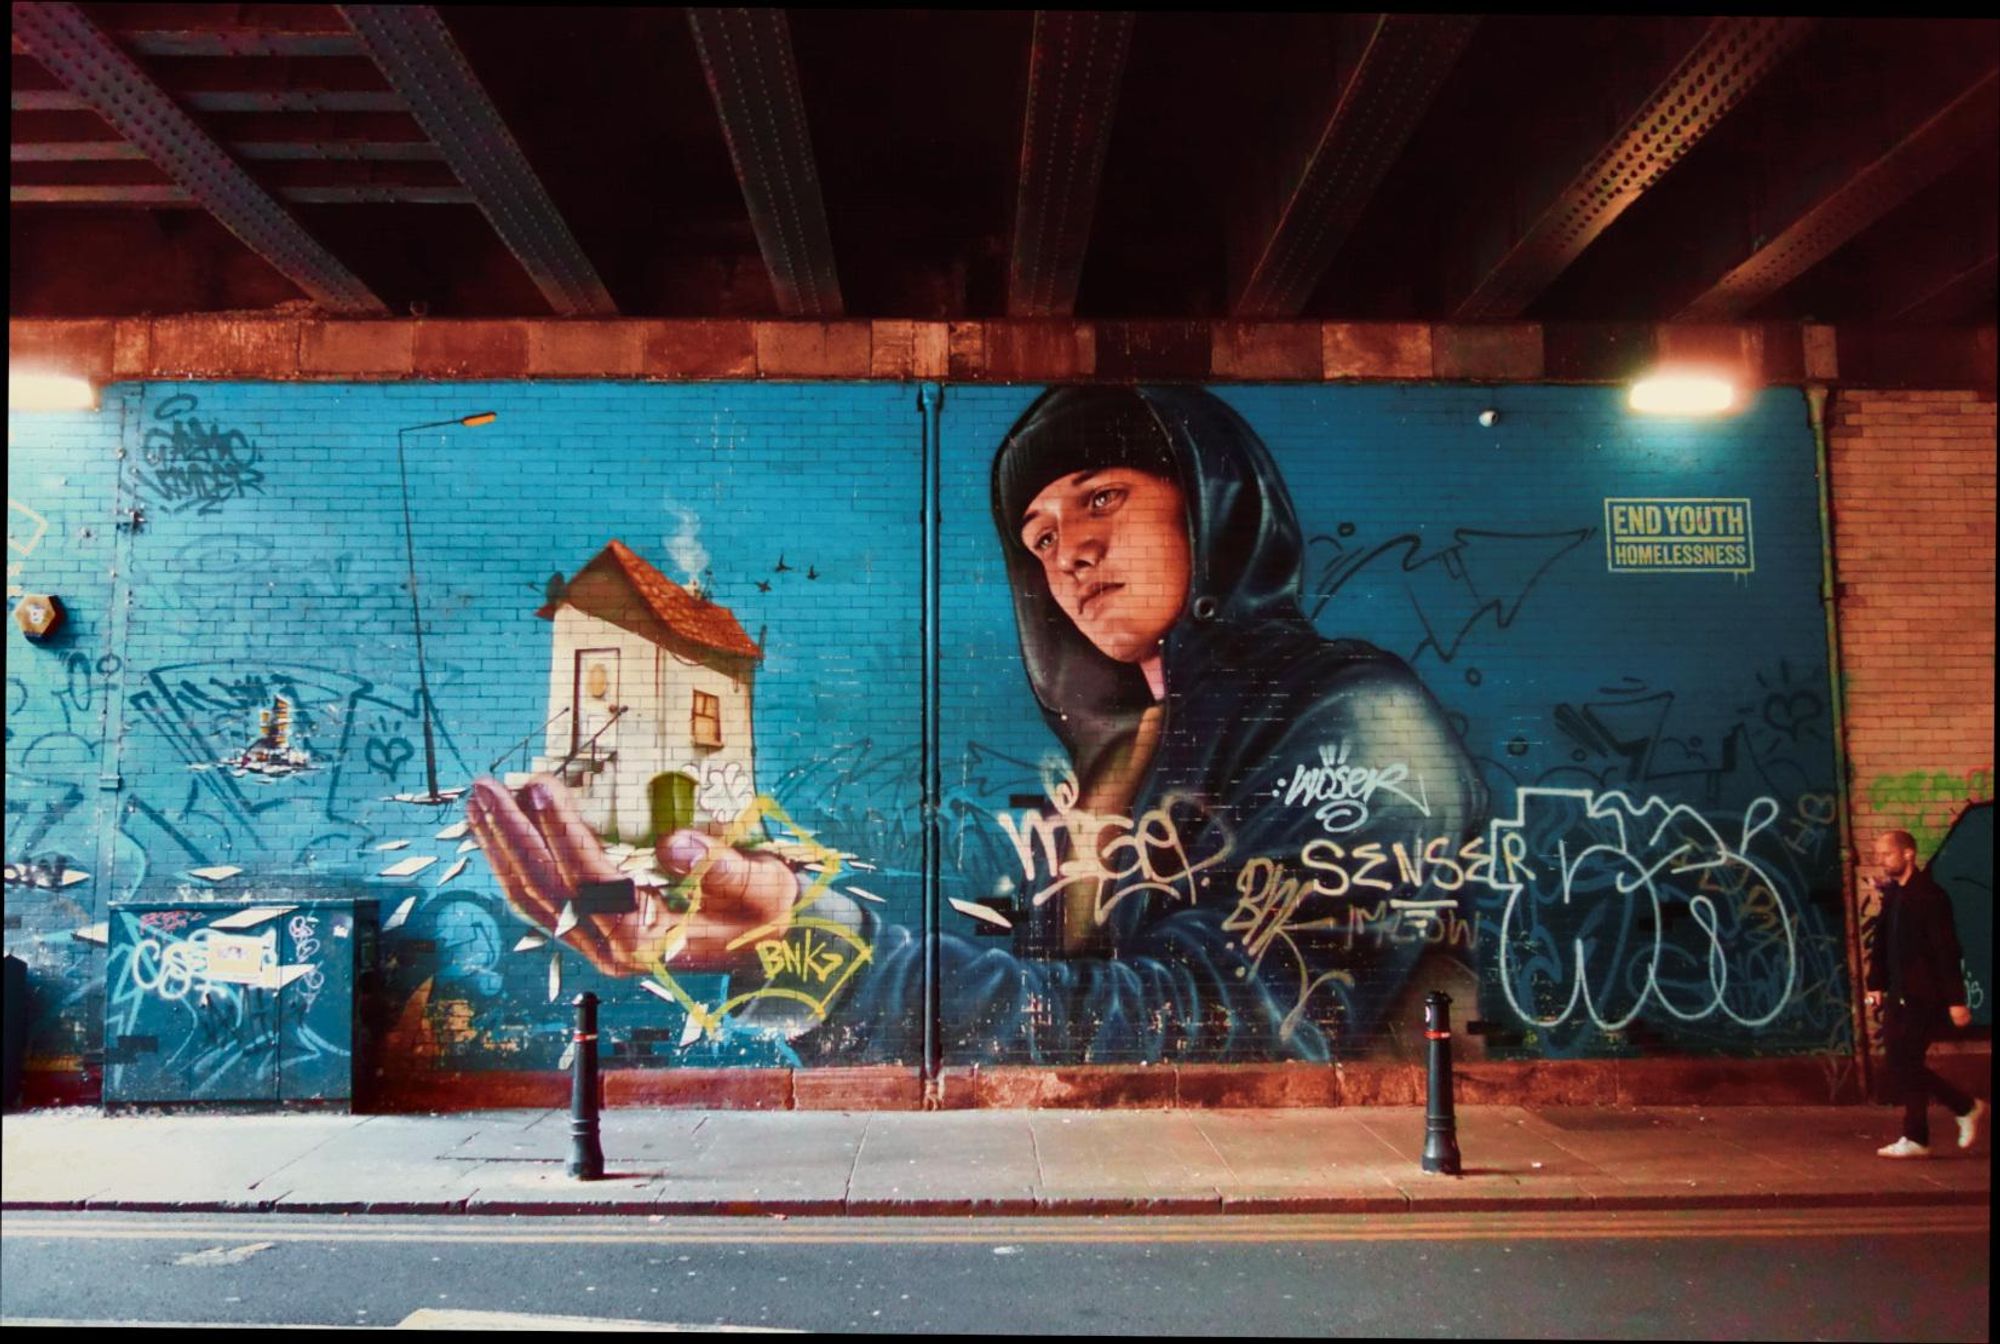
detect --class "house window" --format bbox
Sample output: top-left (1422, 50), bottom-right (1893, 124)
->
top-left (691, 690), bottom-right (723, 748)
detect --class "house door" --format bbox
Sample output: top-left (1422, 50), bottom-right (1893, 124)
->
top-left (571, 647), bottom-right (621, 767)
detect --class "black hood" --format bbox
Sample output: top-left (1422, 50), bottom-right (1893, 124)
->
top-left (991, 385), bottom-right (1310, 786)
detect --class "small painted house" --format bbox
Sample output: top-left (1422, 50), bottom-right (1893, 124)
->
top-left (532, 540), bottom-right (761, 841)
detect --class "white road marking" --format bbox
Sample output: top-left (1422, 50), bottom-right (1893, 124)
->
top-left (395, 1308), bottom-right (795, 1331)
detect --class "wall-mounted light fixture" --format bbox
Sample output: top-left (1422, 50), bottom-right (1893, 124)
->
top-left (1628, 369), bottom-right (1740, 417)
top-left (9, 370), bottom-right (98, 412)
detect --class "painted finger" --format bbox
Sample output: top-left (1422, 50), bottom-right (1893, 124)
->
top-left (731, 850), bottom-right (801, 931)
top-left (657, 829), bottom-right (714, 879)
top-left (466, 784), bottom-right (560, 929)
top-left (470, 782), bottom-right (615, 971)
top-left (520, 774), bottom-right (623, 893)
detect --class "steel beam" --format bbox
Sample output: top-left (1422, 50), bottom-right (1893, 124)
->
top-left (94, 3), bottom-right (364, 58)
top-left (1678, 69), bottom-right (1999, 321)
top-left (12, 140), bottom-right (145, 161)
top-left (687, 8), bottom-right (843, 318)
top-left (1453, 17), bottom-right (1812, 321)
top-left (1006, 11), bottom-right (1133, 318)
top-left (1232, 15), bottom-right (1474, 319)
top-left (340, 5), bottom-right (616, 316)
top-left (13, 86), bottom-right (404, 112)
top-left (12, 183), bottom-right (472, 205)
top-left (14, 139), bottom-right (441, 162)
top-left (11, 1), bottom-right (387, 313)
top-left (1891, 254), bottom-right (1998, 323)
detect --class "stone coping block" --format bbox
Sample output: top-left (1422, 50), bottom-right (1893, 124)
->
top-left (14, 318), bottom-right (1990, 392)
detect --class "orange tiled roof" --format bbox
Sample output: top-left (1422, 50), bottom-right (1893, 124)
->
top-left (541, 539), bottom-right (762, 661)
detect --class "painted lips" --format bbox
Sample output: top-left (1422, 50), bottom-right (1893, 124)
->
top-left (1077, 581), bottom-right (1123, 615)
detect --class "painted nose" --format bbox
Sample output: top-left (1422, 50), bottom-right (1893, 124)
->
top-left (1058, 536), bottom-right (1100, 575)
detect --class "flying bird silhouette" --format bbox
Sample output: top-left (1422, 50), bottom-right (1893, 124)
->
top-left (806, 565), bottom-right (819, 581)
top-left (755, 579), bottom-right (772, 593)
top-left (774, 555), bottom-right (793, 573)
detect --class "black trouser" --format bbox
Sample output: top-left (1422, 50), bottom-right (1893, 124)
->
top-left (1883, 1003), bottom-right (1973, 1146)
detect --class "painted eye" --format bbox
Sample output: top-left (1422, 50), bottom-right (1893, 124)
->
top-left (1030, 530), bottom-right (1055, 553)
top-left (1089, 487), bottom-right (1126, 511)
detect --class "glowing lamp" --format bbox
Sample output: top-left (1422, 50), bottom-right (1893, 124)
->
top-left (1628, 371), bottom-right (1739, 417)
top-left (9, 371), bottom-right (97, 412)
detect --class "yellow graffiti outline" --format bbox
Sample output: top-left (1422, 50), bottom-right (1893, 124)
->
top-left (644, 796), bottom-right (870, 1037)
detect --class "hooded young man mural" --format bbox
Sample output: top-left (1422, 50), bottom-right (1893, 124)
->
top-left (468, 385), bottom-right (1488, 1063)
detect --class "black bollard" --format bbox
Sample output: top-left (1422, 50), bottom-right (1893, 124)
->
top-left (568, 991), bottom-right (605, 1180)
top-left (1421, 990), bottom-right (1462, 1176)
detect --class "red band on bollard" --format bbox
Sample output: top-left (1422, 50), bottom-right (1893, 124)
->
top-left (574, 1032), bottom-right (597, 1042)
top-left (1424, 1029), bottom-right (1451, 1040)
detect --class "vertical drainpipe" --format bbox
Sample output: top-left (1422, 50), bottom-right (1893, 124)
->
top-left (1807, 384), bottom-right (1871, 1102)
top-left (92, 383), bottom-right (138, 1099)
top-left (95, 385), bottom-right (137, 897)
top-left (919, 382), bottom-right (943, 1092)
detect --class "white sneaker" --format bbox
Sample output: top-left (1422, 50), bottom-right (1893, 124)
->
top-left (1957, 1099), bottom-right (1987, 1150)
top-left (1877, 1137), bottom-right (1930, 1159)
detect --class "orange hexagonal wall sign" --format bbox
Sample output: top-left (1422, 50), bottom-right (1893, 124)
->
top-left (13, 594), bottom-right (64, 639)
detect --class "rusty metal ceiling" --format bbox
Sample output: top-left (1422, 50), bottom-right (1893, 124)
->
top-left (10, 7), bottom-right (1998, 324)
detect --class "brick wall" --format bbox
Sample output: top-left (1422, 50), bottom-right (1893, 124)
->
top-left (1828, 388), bottom-right (1997, 1030)
top-left (7, 375), bottom-right (1878, 1110)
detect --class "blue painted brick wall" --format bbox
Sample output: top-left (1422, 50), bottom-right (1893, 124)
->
top-left (5, 380), bottom-right (1848, 1087)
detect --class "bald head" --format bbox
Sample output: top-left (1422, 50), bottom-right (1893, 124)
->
top-left (1872, 829), bottom-right (1918, 884)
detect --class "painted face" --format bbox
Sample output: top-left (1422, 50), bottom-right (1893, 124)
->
top-left (1873, 834), bottom-right (1915, 881)
top-left (1019, 468), bottom-right (1191, 664)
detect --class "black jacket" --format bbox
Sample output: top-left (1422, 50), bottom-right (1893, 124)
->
top-left (1865, 868), bottom-right (1967, 1009)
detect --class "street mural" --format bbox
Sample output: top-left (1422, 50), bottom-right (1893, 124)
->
top-left (4, 381), bottom-right (1858, 1088)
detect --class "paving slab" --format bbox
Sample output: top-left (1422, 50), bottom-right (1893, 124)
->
top-left (1188, 1111), bottom-right (1412, 1212)
top-left (1027, 1110), bottom-right (1233, 1207)
top-left (846, 1111), bottom-right (1039, 1212)
top-left (260, 1115), bottom-right (510, 1212)
top-left (78, 1115), bottom-right (361, 1210)
top-left (646, 1111), bottom-right (868, 1213)
top-left (460, 1161), bottom-right (670, 1214)
top-left (521, 1108), bottom-right (709, 1165)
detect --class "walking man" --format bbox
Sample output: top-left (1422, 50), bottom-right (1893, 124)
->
top-left (1865, 828), bottom-right (1984, 1157)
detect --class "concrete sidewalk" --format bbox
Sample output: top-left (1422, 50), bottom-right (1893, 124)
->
top-left (2, 1105), bottom-right (1989, 1217)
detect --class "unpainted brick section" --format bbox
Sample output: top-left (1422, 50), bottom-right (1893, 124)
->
top-left (1827, 388), bottom-right (1996, 1045)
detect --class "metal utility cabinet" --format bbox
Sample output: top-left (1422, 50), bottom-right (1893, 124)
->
top-left (103, 898), bottom-right (376, 1109)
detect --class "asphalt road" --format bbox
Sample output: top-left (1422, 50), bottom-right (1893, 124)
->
top-left (0, 1208), bottom-right (1988, 1338)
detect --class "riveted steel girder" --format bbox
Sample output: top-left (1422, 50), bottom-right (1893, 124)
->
top-left (1232, 14), bottom-right (1475, 319)
top-left (11, 183), bottom-right (473, 205)
top-left (1007, 10), bottom-right (1133, 318)
top-left (1892, 254), bottom-right (1998, 324)
top-left (1678, 68), bottom-right (1999, 321)
top-left (11, 0), bottom-right (388, 313)
top-left (341, 4), bottom-right (617, 317)
top-left (687, 7), bottom-right (844, 318)
top-left (1453, 16), bottom-right (1813, 322)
